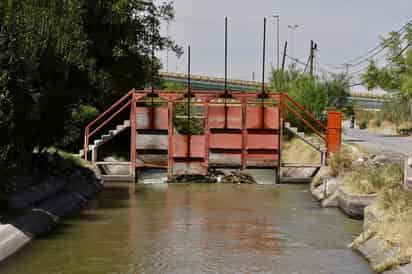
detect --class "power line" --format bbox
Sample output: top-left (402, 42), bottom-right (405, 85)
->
top-left (350, 42), bottom-right (411, 87)
top-left (342, 20), bottom-right (411, 66)
top-left (286, 54), bottom-right (336, 76)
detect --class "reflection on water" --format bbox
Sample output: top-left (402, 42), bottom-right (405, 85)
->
top-left (0, 183), bottom-right (372, 274)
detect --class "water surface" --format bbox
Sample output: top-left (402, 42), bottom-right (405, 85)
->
top-left (0, 183), bottom-right (372, 274)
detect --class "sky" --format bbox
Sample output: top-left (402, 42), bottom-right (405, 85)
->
top-left (157, 0), bottom-right (411, 90)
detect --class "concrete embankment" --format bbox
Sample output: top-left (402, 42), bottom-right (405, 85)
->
top-left (311, 166), bottom-right (412, 273)
top-left (310, 170), bottom-right (377, 219)
top-left (0, 165), bottom-right (102, 262)
top-left (351, 205), bottom-right (412, 274)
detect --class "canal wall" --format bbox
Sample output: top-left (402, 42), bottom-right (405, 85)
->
top-left (351, 205), bottom-right (412, 274)
top-left (311, 159), bottom-right (412, 273)
top-left (310, 170), bottom-right (377, 219)
top-left (0, 164), bottom-right (102, 263)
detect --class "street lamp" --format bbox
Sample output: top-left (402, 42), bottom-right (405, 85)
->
top-left (288, 24), bottom-right (299, 57)
top-left (272, 14), bottom-right (280, 70)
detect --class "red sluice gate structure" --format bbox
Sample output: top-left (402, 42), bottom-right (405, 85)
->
top-left (83, 89), bottom-right (342, 182)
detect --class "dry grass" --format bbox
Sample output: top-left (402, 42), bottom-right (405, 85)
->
top-left (327, 144), bottom-right (360, 177)
top-left (281, 137), bottom-right (321, 163)
top-left (349, 164), bottom-right (412, 272)
top-left (341, 164), bottom-right (403, 195)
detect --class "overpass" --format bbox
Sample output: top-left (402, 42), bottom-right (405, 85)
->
top-left (160, 72), bottom-right (387, 109)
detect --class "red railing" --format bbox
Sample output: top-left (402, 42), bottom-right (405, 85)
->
top-left (83, 90), bottom-right (134, 160)
top-left (282, 93), bottom-right (327, 142)
top-left (83, 90), bottom-right (336, 166)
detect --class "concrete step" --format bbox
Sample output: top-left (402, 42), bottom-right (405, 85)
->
top-left (100, 175), bottom-right (135, 182)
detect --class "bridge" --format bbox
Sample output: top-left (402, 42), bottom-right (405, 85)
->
top-left (81, 88), bottom-right (342, 183)
top-left (161, 71), bottom-right (387, 110)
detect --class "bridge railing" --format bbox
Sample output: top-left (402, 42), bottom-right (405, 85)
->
top-left (83, 90), bottom-right (134, 160)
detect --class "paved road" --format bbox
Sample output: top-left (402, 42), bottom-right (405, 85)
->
top-left (343, 126), bottom-right (412, 160)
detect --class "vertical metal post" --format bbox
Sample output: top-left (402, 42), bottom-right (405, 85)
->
top-left (261, 18), bottom-right (267, 128)
top-left (167, 99), bottom-right (174, 178)
top-left (186, 46), bottom-right (192, 159)
top-left (261, 17), bottom-right (267, 96)
top-left (130, 92), bottom-right (137, 180)
top-left (224, 17), bottom-right (229, 128)
top-left (84, 128), bottom-right (89, 161)
top-left (224, 17), bottom-right (228, 98)
top-left (241, 98), bottom-right (247, 170)
top-left (204, 100), bottom-right (210, 169)
top-left (149, 17), bottom-right (156, 129)
top-left (277, 94), bottom-right (282, 184)
top-left (281, 41), bottom-right (288, 72)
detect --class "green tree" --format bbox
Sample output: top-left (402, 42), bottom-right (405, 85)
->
top-left (0, 0), bottom-right (181, 173)
top-left (362, 22), bottom-right (412, 96)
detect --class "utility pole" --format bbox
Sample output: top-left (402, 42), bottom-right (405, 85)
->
top-left (309, 40), bottom-right (317, 76)
top-left (281, 41), bottom-right (288, 72)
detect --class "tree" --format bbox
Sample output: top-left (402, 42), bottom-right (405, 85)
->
top-left (362, 22), bottom-right (412, 97)
top-left (0, 0), bottom-right (181, 172)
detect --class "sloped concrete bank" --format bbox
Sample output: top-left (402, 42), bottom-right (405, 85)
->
top-left (0, 165), bottom-right (102, 263)
top-left (311, 169), bottom-right (412, 273)
top-left (310, 171), bottom-right (377, 218)
top-left (351, 205), bottom-right (412, 274)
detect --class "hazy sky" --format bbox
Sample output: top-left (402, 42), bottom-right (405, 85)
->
top-left (158, 0), bottom-right (411, 86)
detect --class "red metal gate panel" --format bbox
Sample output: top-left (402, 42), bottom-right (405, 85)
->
top-left (173, 135), bottom-right (206, 158)
top-left (209, 133), bottom-right (242, 150)
top-left (208, 106), bottom-right (242, 129)
top-left (136, 107), bottom-right (169, 130)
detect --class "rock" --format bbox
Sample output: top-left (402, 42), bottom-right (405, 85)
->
top-left (168, 174), bottom-right (216, 184)
top-left (220, 171), bottom-right (257, 184)
top-left (371, 155), bottom-right (391, 166)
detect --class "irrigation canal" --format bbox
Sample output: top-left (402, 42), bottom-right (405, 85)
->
top-left (0, 183), bottom-right (372, 274)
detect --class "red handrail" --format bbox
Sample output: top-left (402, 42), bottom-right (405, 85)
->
top-left (285, 105), bottom-right (326, 141)
top-left (84, 89), bottom-right (134, 160)
top-left (284, 93), bottom-right (326, 131)
top-left (86, 90), bottom-right (133, 130)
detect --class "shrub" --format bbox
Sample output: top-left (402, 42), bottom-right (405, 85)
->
top-left (342, 163), bottom-right (403, 194)
top-left (328, 148), bottom-right (353, 177)
top-left (61, 104), bottom-right (99, 151)
top-left (358, 120), bottom-right (368, 129)
top-left (271, 69), bottom-right (350, 133)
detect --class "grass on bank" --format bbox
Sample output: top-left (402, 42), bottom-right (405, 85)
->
top-left (340, 153), bottom-right (411, 272)
top-left (341, 164), bottom-right (403, 195)
top-left (282, 137), bottom-right (321, 164)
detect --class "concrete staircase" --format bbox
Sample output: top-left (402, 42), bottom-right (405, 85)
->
top-left (79, 120), bottom-right (130, 158)
top-left (284, 122), bottom-right (326, 153)
top-left (79, 119), bottom-right (135, 182)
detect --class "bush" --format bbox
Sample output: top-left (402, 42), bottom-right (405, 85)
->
top-left (61, 104), bottom-right (99, 152)
top-left (328, 148), bottom-right (353, 177)
top-left (342, 163), bottom-right (403, 194)
top-left (358, 120), bottom-right (368, 129)
top-left (271, 69), bottom-right (350, 133)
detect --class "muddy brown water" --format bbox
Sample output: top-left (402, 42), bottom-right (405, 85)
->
top-left (0, 183), bottom-right (372, 274)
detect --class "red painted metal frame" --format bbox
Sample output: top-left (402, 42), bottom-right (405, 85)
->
top-left (84, 89), bottom-right (341, 179)
top-left (84, 90), bottom-right (134, 160)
